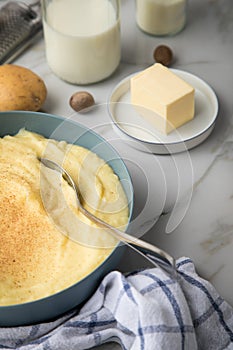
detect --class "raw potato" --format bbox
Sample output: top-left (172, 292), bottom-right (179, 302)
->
top-left (0, 64), bottom-right (47, 111)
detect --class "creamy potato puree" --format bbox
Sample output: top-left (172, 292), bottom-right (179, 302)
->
top-left (0, 129), bottom-right (129, 305)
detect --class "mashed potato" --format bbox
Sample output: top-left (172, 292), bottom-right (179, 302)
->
top-left (0, 129), bottom-right (129, 305)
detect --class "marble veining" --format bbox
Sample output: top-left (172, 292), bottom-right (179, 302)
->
top-left (201, 221), bottom-right (233, 255)
top-left (210, 0), bottom-right (233, 39)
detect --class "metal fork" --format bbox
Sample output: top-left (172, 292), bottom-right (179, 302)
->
top-left (40, 158), bottom-right (177, 277)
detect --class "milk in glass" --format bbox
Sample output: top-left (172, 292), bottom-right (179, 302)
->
top-left (136, 0), bottom-right (186, 36)
top-left (42, 0), bottom-right (120, 84)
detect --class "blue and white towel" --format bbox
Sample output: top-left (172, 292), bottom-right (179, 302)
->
top-left (1, 257), bottom-right (233, 350)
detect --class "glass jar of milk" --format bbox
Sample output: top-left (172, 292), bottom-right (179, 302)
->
top-left (136, 0), bottom-right (187, 36)
top-left (41, 0), bottom-right (121, 84)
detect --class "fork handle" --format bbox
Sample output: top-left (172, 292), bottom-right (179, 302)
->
top-left (80, 205), bottom-right (176, 273)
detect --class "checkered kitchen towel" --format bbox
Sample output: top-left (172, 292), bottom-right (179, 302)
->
top-left (1, 257), bottom-right (233, 350)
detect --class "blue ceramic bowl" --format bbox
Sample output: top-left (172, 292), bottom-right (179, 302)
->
top-left (0, 111), bottom-right (134, 326)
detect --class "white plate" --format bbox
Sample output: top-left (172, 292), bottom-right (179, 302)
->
top-left (108, 69), bottom-right (219, 154)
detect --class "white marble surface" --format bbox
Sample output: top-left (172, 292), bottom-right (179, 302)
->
top-left (2, 0), bottom-right (233, 347)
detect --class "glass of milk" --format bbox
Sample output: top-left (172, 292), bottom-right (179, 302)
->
top-left (41, 0), bottom-right (121, 84)
top-left (136, 0), bottom-right (187, 36)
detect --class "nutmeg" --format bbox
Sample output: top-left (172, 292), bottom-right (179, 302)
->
top-left (69, 91), bottom-right (95, 112)
top-left (153, 45), bottom-right (173, 66)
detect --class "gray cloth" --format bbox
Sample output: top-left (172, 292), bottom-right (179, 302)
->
top-left (1, 257), bottom-right (233, 349)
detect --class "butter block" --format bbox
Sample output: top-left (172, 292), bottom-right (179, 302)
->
top-left (130, 63), bottom-right (195, 134)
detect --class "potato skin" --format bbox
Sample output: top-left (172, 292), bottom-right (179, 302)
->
top-left (0, 64), bottom-right (47, 111)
